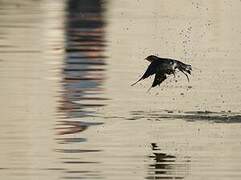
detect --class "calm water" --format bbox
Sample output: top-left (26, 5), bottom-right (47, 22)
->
top-left (1, 0), bottom-right (241, 179)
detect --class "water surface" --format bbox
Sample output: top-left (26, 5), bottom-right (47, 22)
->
top-left (0, 0), bottom-right (241, 180)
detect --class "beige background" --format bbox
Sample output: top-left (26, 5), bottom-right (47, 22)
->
top-left (0, 0), bottom-right (241, 179)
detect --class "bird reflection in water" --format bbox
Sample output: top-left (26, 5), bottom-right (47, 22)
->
top-left (56, 0), bottom-right (107, 136)
top-left (146, 143), bottom-right (190, 179)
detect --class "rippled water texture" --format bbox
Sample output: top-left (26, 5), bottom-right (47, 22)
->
top-left (1, 0), bottom-right (241, 179)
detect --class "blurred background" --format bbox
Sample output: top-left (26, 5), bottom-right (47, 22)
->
top-left (0, 0), bottom-right (241, 179)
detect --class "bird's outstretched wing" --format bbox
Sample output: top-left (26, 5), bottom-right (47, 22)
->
top-left (151, 73), bottom-right (167, 88)
top-left (131, 61), bottom-right (159, 86)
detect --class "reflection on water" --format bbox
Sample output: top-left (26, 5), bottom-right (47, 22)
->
top-left (147, 143), bottom-right (190, 179)
top-left (56, 0), bottom-right (107, 179)
top-left (57, 0), bottom-right (107, 136)
top-left (1, 0), bottom-right (241, 180)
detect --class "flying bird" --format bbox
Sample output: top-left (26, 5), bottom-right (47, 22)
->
top-left (131, 55), bottom-right (192, 90)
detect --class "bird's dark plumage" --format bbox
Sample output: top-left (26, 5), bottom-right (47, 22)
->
top-left (152, 73), bottom-right (167, 87)
top-left (131, 55), bottom-right (192, 90)
top-left (131, 60), bottom-right (160, 86)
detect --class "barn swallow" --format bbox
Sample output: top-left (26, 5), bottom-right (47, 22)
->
top-left (131, 55), bottom-right (192, 90)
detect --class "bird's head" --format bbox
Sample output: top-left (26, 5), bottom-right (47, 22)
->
top-left (145, 55), bottom-right (159, 62)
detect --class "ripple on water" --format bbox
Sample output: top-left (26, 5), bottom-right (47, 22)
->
top-left (129, 110), bottom-right (241, 123)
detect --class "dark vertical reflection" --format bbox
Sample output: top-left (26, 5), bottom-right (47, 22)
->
top-left (56, 0), bottom-right (107, 179)
top-left (57, 0), bottom-right (107, 136)
top-left (146, 143), bottom-right (190, 180)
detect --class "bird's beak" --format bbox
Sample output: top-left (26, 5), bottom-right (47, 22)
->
top-left (145, 57), bottom-right (152, 62)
